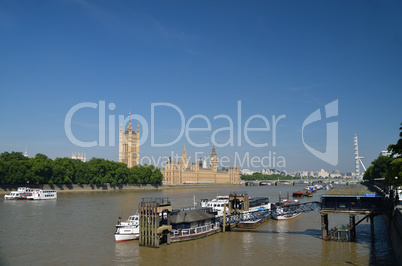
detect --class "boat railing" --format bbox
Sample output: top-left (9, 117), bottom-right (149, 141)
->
top-left (171, 222), bottom-right (220, 237)
top-left (141, 197), bottom-right (170, 205)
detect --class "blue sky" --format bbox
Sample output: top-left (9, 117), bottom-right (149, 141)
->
top-left (1, 0), bottom-right (401, 173)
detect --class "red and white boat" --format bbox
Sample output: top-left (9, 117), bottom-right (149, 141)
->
top-left (114, 215), bottom-right (139, 242)
top-left (4, 187), bottom-right (30, 200)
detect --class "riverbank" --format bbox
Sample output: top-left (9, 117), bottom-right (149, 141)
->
top-left (0, 183), bottom-right (242, 194)
top-left (385, 205), bottom-right (402, 265)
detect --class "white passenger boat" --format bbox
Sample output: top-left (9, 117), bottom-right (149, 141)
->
top-left (115, 215), bottom-right (140, 242)
top-left (4, 187), bottom-right (57, 200)
top-left (4, 187), bottom-right (33, 200)
top-left (200, 195), bottom-right (229, 216)
top-left (200, 195), bottom-right (271, 217)
top-left (27, 189), bottom-right (57, 200)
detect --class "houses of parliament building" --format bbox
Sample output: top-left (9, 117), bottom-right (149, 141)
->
top-left (119, 120), bottom-right (140, 168)
top-left (162, 145), bottom-right (240, 185)
top-left (119, 120), bottom-right (240, 185)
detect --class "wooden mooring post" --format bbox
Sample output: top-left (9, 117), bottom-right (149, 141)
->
top-left (139, 198), bottom-right (172, 248)
top-left (139, 202), bottom-right (159, 248)
top-left (370, 214), bottom-right (375, 242)
top-left (321, 213), bottom-right (329, 239)
top-left (349, 214), bottom-right (356, 242)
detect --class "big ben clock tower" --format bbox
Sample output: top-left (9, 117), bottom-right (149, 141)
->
top-left (210, 145), bottom-right (218, 172)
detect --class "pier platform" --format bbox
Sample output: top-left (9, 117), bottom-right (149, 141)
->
top-left (320, 183), bottom-right (393, 242)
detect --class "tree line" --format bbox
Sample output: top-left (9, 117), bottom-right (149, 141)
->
top-left (241, 172), bottom-right (295, 181)
top-left (363, 122), bottom-right (402, 186)
top-left (0, 152), bottom-right (164, 185)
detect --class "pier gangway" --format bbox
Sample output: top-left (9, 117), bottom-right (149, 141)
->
top-left (217, 201), bottom-right (321, 226)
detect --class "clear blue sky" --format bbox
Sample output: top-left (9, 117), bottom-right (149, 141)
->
top-left (1, 0), bottom-right (401, 173)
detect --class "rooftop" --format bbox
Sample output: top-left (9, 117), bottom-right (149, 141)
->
top-left (170, 209), bottom-right (214, 224)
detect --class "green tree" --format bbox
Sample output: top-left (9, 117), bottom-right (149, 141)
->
top-left (0, 151), bottom-right (28, 162)
top-left (31, 153), bottom-right (54, 184)
top-left (388, 122), bottom-right (402, 158)
top-left (386, 158), bottom-right (402, 187)
top-left (0, 151), bottom-right (161, 185)
top-left (363, 155), bottom-right (394, 181)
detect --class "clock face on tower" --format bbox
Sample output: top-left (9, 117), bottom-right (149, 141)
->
top-left (211, 158), bottom-right (214, 161)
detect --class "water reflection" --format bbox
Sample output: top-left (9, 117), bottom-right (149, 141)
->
top-left (114, 241), bottom-right (140, 264)
top-left (240, 232), bottom-right (254, 257)
top-left (274, 220), bottom-right (288, 252)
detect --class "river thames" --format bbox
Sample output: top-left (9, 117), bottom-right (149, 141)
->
top-left (0, 185), bottom-right (396, 265)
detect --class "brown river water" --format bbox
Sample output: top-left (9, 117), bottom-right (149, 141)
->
top-left (0, 185), bottom-right (396, 265)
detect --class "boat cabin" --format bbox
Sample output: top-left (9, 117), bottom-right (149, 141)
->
top-left (169, 209), bottom-right (215, 230)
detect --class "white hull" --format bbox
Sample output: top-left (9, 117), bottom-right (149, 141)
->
top-left (4, 187), bottom-right (57, 200)
top-left (114, 233), bottom-right (139, 242)
top-left (274, 212), bottom-right (301, 221)
top-left (115, 214), bottom-right (139, 242)
top-left (4, 187), bottom-right (31, 200)
top-left (27, 190), bottom-right (57, 200)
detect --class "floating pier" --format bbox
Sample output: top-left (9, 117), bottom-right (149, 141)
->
top-left (320, 184), bottom-right (393, 242)
top-left (138, 193), bottom-right (321, 248)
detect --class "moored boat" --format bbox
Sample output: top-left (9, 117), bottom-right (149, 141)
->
top-left (115, 215), bottom-right (140, 242)
top-left (4, 187), bottom-right (57, 200)
top-left (170, 209), bottom-right (220, 242)
top-left (272, 200), bottom-right (301, 220)
top-left (293, 190), bottom-right (313, 197)
top-left (200, 195), bottom-right (229, 216)
top-left (292, 191), bottom-right (304, 197)
top-left (4, 187), bottom-right (33, 200)
top-left (273, 212), bottom-right (301, 221)
top-left (27, 189), bottom-right (57, 200)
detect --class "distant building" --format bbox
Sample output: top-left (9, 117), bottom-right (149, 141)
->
top-left (119, 119), bottom-right (140, 168)
top-left (202, 160), bottom-right (207, 169)
top-left (261, 169), bottom-right (286, 176)
top-left (72, 153), bottom-right (86, 162)
top-left (162, 145), bottom-right (240, 185)
top-left (330, 169), bottom-right (341, 178)
top-left (317, 169), bottom-right (329, 178)
top-left (240, 169), bottom-right (258, 175)
top-left (294, 171), bottom-right (309, 178)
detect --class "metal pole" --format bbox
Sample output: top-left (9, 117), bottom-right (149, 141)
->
top-left (223, 203), bottom-right (226, 232)
top-left (370, 214), bottom-right (375, 242)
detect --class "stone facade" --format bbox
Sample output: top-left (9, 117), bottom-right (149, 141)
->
top-left (119, 120), bottom-right (140, 167)
top-left (162, 145), bottom-right (240, 185)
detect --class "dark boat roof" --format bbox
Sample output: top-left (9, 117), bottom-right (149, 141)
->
top-left (170, 209), bottom-right (215, 224)
top-left (249, 197), bottom-right (269, 201)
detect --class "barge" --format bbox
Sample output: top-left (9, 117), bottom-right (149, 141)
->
top-left (170, 209), bottom-right (220, 242)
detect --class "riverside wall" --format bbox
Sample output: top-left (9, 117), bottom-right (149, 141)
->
top-left (0, 183), bottom-right (241, 194)
top-left (385, 206), bottom-right (402, 265)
